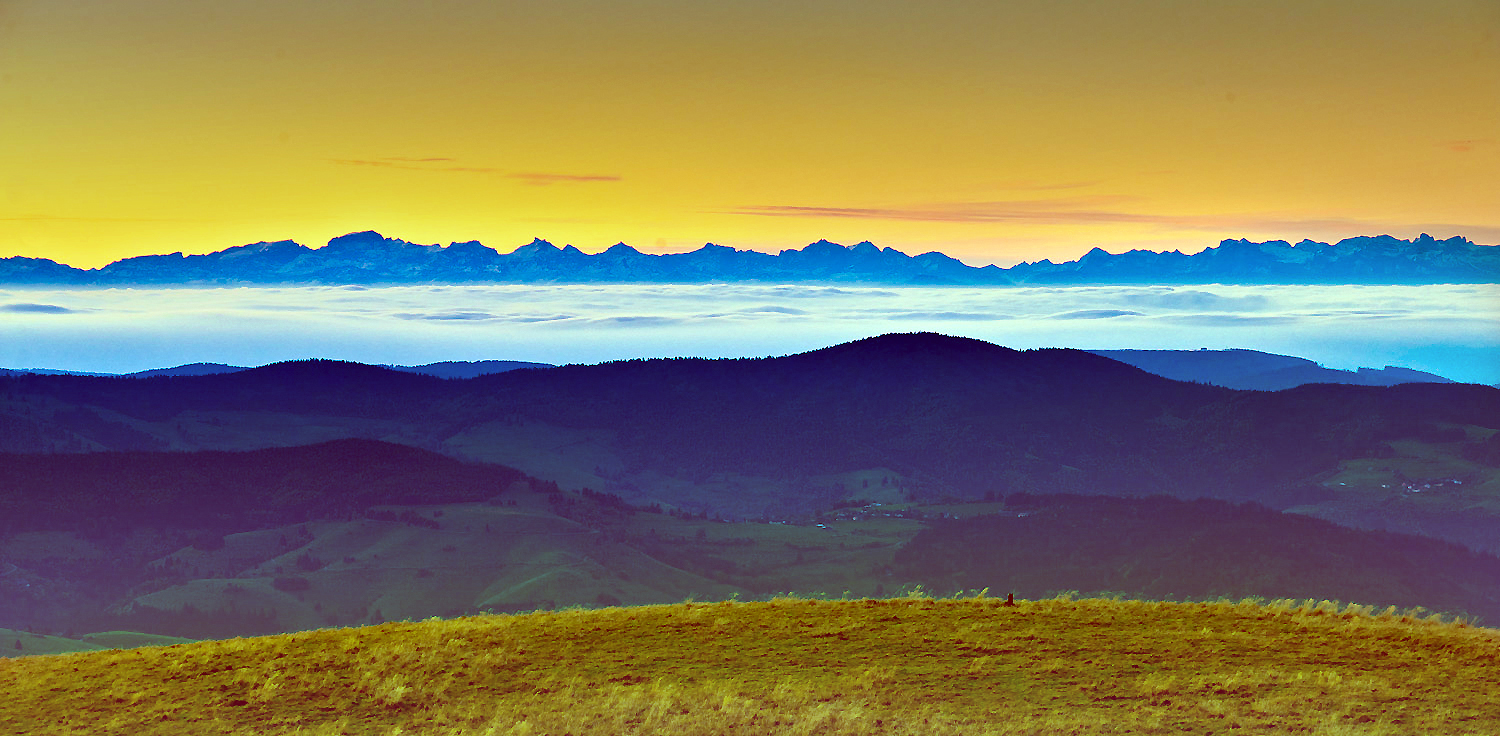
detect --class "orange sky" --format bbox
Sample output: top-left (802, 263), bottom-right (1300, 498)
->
top-left (2, 0), bottom-right (1497, 268)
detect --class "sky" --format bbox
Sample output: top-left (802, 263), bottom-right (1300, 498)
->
top-left (1, 0), bottom-right (1498, 269)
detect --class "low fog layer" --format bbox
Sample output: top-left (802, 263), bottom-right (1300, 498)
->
top-left (1, 284), bottom-right (1495, 384)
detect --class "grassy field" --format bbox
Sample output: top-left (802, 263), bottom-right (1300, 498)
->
top-left (4, 595), bottom-right (1499, 735)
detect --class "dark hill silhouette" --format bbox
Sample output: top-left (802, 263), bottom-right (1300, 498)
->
top-left (1, 360), bottom-right (448, 428)
top-left (457, 334), bottom-right (1495, 502)
top-left (126, 363), bottom-right (247, 378)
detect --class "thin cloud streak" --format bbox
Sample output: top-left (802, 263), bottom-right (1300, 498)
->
top-left (987, 180), bottom-right (1103, 191)
top-left (726, 196), bottom-right (1149, 225)
top-left (506, 173), bottom-right (623, 185)
top-left (726, 200), bottom-right (1500, 242)
top-left (1441, 139), bottom-right (1494, 153)
top-left (0, 215), bottom-right (193, 222)
top-left (326, 158), bottom-right (619, 183)
top-left (1, 303), bottom-right (76, 314)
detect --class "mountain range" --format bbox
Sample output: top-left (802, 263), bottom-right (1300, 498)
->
top-left (3, 232), bottom-right (1495, 285)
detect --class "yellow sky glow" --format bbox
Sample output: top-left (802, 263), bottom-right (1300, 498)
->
top-left (2, 0), bottom-right (1497, 268)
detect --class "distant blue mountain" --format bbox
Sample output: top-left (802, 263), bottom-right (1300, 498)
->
top-left (1087, 349), bottom-right (1455, 391)
top-left (0, 360), bottom-right (551, 380)
top-left (2, 231), bottom-right (1495, 285)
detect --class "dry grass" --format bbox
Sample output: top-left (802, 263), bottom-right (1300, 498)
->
top-left (4, 595), bottom-right (1500, 734)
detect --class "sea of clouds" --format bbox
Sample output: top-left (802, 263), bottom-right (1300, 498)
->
top-left (1, 283), bottom-right (1496, 384)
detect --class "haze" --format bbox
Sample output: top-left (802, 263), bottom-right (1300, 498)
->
top-left (2, 283), bottom-right (1495, 385)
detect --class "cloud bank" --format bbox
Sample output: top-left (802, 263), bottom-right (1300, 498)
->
top-left (0, 284), bottom-right (1494, 385)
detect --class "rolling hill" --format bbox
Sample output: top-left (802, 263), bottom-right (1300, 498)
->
top-left (2, 333), bottom-right (1496, 546)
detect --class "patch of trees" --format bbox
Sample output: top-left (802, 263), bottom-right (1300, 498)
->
top-left (547, 487), bottom-right (656, 527)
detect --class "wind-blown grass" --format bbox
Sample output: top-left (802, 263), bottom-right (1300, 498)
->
top-left (3, 594), bottom-right (1499, 734)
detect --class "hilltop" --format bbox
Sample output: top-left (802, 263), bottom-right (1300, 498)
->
top-left (3, 231), bottom-right (1495, 285)
top-left (3, 596), bottom-right (1499, 735)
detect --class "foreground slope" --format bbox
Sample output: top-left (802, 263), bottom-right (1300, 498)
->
top-left (4, 597), bottom-right (1500, 735)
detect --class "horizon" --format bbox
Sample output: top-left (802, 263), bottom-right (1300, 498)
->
top-left (8, 229), bottom-right (1492, 272)
top-left (3, 1), bottom-right (1496, 269)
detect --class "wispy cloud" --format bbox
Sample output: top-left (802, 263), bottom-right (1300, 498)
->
top-left (887, 311), bottom-right (1014, 321)
top-left (0, 215), bottom-right (190, 222)
top-left (590, 315), bottom-right (683, 326)
top-left (327, 159), bottom-right (410, 169)
top-left (725, 196), bottom-right (1149, 225)
top-left (327, 157), bottom-right (619, 184)
top-left (1441, 139), bottom-right (1494, 153)
top-left (506, 173), bottom-right (622, 185)
top-left (393, 310), bottom-right (498, 321)
top-left (988, 180), bottom-right (1102, 191)
top-left (1119, 291), bottom-right (1270, 311)
top-left (725, 199), bottom-right (1500, 243)
top-left (1, 303), bottom-right (75, 314)
top-left (327, 158), bottom-right (478, 171)
top-left (1050, 309), bottom-right (1143, 320)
